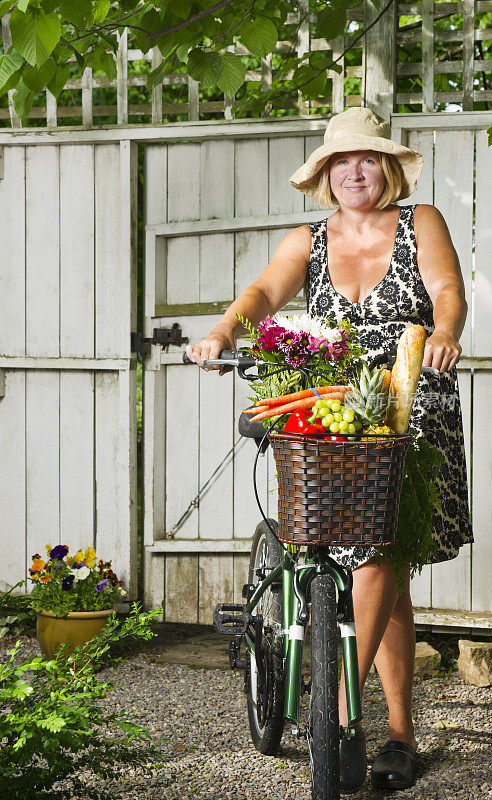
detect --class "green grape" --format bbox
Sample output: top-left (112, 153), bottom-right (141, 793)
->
top-left (347, 436), bottom-right (356, 441)
top-left (321, 416), bottom-right (331, 428)
top-left (347, 423), bottom-right (356, 434)
top-left (333, 412), bottom-right (343, 422)
top-left (329, 421), bottom-right (340, 433)
top-left (330, 399), bottom-right (341, 411)
top-left (323, 413), bottom-right (334, 425)
top-left (342, 409), bottom-right (355, 422)
top-left (339, 420), bottom-right (349, 432)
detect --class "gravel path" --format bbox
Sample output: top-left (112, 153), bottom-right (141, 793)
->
top-left (2, 635), bottom-right (491, 800)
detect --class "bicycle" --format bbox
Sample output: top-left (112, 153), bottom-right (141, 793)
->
top-left (182, 347), bottom-right (425, 799)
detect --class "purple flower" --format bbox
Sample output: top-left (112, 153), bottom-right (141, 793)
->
top-left (72, 561), bottom-right (85, 569)
top-left (62, 574), bottom-right (75, 591)
top-left (55, 562), bottom-right (64, 570)
top-left (95, 578), bottom-right (109, 593)
top-left (50, 544), bottom-right (69, 561)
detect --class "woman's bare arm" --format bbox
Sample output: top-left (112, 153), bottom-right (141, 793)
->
top-left (414, 204), bottom-right (468, 372)
top-left (186, 225), bottom-right (311, 370)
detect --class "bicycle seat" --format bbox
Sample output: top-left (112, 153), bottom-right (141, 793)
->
top-left (238, 409), bottom-right (268, 441)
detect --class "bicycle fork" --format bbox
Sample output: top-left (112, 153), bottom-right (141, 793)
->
top-left (280, 549), bottom-right (363, 730)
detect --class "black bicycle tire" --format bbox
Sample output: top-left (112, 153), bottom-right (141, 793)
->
top-left (246, 519), bottom-right (285, 755)
top-left (309, 574), bottom-right (340, 800)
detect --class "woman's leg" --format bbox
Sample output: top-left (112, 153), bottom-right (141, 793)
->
top-left (338, 557), bottom-right (416, 748)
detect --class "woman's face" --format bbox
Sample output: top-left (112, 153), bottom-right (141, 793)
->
top-left (328, 150), bottom-right (386, 210)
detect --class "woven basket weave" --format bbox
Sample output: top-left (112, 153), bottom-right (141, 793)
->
top-left (269, 432), bottom-right (411, 547)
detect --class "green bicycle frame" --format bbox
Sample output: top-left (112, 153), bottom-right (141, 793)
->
top-left (244, 546), bottom-right (362, 729)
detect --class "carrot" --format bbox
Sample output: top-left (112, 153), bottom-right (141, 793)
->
top-left (260, 385), bottom-right (348, 407)
top-left (244, 406), bottom-right (269, 414)
top-left (251, 392), bottom-right (346, 421)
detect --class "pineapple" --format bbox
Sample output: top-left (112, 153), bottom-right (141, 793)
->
top-left (344, 363), bottom-right (394, 439)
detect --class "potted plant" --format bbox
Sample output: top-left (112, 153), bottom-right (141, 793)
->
top-left (27, 544), bottom-right (127, 659)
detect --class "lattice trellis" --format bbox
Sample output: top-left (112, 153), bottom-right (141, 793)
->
top-left (1, 1), bottom-right (491, 128)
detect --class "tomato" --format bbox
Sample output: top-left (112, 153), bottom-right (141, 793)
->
top-left (323, 434), bottom-right (347, 442)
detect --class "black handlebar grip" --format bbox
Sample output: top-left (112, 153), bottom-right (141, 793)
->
top-left (182, 353), bottom-right (193, 364)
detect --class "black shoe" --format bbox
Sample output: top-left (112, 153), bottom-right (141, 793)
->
top-left (339, 725), bottom-right (367, 794)
top-left (371, 739), bottom-right (417, 790)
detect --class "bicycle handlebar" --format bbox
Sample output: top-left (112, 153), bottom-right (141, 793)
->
top-left (182, 349), bottom-right (440, 376)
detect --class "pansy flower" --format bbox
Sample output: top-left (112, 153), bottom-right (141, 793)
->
top-left (50, 544), bottom-right (69, 561)
top-left (62, 574), bottom-right (75, 590)
top-left (95, 578), bottom-right (109, 593)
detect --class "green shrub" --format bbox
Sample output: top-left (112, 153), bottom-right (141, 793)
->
top-left (0, 602), bottom-right (163, 799)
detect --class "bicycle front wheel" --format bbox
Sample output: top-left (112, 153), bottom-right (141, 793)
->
top-left (308, 574), bottom-right (340, 800)
top-left (246, 520), bottom-right (285, 755)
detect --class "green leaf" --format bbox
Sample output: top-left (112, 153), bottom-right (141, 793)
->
top-left (93, 49), bottom-right (117, 82)
top-left (168, 0), bottom-right (193, 19)
top-left (293, 64), bottom-right (328, 99)
top-left (46, 63), bottom-right (70, 98)
top-left (146, 57), bottom-right (175, 91)
top-left (9, 8), bottom-right (61, 68)
top-left (317, 6), bottom-right (346, 41)
top-left (0, 51), bottom-right (25, 93)
top-left (309, 49), bottom-right (332, 70)
top-left (212, 51), bottom-right (246, 97)
top-left (22, 57), bottom-right (56, 92)
top-left (12, 80), bottom-right (34, 118)
top-left (241, 16), bottom-right (278, 58)
top-left (59, 0), bottom-right (92, 29)
top-left (17, 0), bottom-right (30, 12)
top-left (93, 0), bottom-right (111, 25)
top-left (188, 47), bottom-right (221, 90)
top-left (0, 0), bottom-right (16, 15)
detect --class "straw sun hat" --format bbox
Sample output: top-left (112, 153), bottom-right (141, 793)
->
top-left (289, 106), bottom-right (423, 201)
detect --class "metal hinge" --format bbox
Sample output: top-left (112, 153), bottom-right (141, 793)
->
top-left (131, 323), bottom-right (189, 363)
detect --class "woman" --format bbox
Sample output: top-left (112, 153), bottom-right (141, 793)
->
top-left (185, 107), bottom-right (473, 792)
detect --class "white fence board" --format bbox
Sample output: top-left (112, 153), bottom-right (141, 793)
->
top-left (434, 129), bottom-right (474, 358)
top-left (0, 371), bottom-right (25, 592)
top-left (474, 131), bottom-right (492, 359)
top-left (95, 144), bottom-right (123, 357)
top-left (26, 146), bottom-right (59, 358)
top-left (0, 146), bottom-right (25, 357)
top-left (26, 371), bottom-right (60, 552)
top-left (471, 371), bottom-right (492, 612)
top-left (60, 371), bottom-right (94, 550)
top-left (60, 145), bottom-right (94, 357)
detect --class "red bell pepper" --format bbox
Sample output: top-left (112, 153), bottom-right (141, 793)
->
top-left (283, 409), bottom-right (325, 434)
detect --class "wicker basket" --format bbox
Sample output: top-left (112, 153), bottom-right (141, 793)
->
top-left (268, 432), bottom-right (411, 547)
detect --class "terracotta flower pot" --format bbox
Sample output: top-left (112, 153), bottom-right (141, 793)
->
top-left (36, 608), bottom-right (115, 660)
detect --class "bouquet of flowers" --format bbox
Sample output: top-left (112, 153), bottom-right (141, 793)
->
top-left (239, 312), bottom-right (365, 408)
top-left (27, 544), bottom-right (126, 616)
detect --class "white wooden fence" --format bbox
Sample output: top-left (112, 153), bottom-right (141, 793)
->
top-left (143, 113), bottom-right (492, 629)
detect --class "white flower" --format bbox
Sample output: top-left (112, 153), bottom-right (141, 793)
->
top-left (73, 566), bottom-right (91, 581)
top-left (118, 587), bottom-right (127, 597)
top-left (273, 313), bottom-right (342, 342)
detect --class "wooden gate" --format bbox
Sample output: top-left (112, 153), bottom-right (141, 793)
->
top-left (143, 114), bottom-right (492, 629)
top-left (0, 132), bottom-right (138, 603)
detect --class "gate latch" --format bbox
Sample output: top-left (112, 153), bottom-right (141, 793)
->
top-left (131, 324), bottom-right (189, 362)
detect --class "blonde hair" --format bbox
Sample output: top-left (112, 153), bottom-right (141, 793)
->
top-left (302, 152), bottom-right (404, 210)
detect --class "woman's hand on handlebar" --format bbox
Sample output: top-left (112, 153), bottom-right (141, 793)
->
top-left (185, 329), bottom-right (235, 375)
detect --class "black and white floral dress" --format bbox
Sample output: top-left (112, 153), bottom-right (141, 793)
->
top-left (306, 204), bottom-right (473, 569)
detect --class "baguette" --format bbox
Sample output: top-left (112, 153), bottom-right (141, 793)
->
top-left (385, 324), bottom-right (426, 434)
